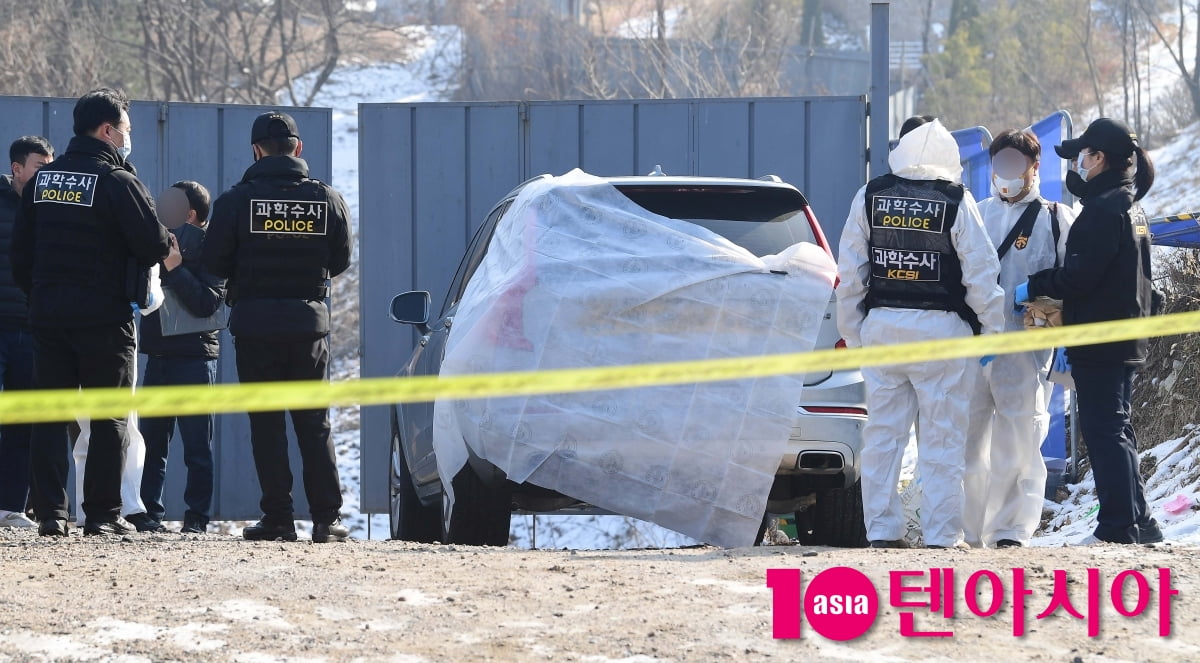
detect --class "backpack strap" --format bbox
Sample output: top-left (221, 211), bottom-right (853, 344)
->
top-left (996, 199), bottom-right (1042, 261)
top-left (1048, 202), bottom-right (1061, 265)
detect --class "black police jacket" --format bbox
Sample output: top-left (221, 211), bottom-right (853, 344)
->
top-left (203, 155), bottom-right (351, 339)
top-left (139, 223), bottom-right (226, 359)
top-left (11, 136), bottom-right (170, 328)
top-left (0, 175), bottom-right (28, 330)
top-left (1027, 168), bottom-right (1153, 365)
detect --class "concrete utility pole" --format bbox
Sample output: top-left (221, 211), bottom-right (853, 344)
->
top-left (869, 2), bottom-right (890, 178)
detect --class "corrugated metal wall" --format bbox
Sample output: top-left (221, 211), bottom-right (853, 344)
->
top-left (1, 96), bottom-right (332, 520)
top-left (358, 96), bottom-right (868, 513)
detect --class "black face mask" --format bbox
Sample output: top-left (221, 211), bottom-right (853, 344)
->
top-left (1065, 170), bottom-right (1089, 199)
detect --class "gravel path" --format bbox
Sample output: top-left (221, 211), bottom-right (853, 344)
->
top-left (0, 529), bottom-right (1197, 662)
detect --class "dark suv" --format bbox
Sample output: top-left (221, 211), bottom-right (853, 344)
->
top-left (388, 173), bottom-right (867, 547)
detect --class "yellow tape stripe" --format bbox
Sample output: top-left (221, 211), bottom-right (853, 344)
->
top-left (1, 310), bottom-right (1198, 424)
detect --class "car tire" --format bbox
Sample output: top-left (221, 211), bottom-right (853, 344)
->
top-left (389, 424), bottom-right (440, 543)
top-left (441, 465), bottom-right (512, 546)
top-left (793, 480), bottom-right (868, 548)
top-left (792, 505), bottom-right (819, 546)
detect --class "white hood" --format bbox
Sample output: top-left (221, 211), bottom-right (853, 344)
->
top-left (888, 119), bottom-right (963, 183)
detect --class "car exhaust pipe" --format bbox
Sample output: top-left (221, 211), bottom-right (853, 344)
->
top-left (797, 451), bottom-right (845, 474)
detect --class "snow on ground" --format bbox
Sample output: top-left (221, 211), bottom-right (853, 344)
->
top-left (1037, 429), bottom-right (1200, 546)
top-left (1146, 119), bottom-right (1200, 219)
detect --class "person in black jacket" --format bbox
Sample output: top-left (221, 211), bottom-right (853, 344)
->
top-left (11, 88), bottom-right (171, 537)
top-left (1016, 117), bottom-right (1161, 545)
top-left (204, 111), bottom-right (352, 543)
top-left (0, 136), bottom-right (53, 528)
top-left (132, 181), bottom-right (226, 535)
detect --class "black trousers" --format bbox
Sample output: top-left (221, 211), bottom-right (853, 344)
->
top-left (29, 322), bottom-right (136, 523)
top-left (1072, 361), bottom-right (1151, 543)
top-left (234, 335), bottom-right (342, 524)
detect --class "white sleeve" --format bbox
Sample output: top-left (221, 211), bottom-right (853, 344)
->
top-left (952, 191), bottom-right (1006, 336)
top-left (139, 264), bottom-right (165, 316)
top-left (835, 186), bottom-right (870, 348)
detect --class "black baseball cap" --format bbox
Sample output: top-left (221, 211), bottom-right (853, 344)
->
top-left (250, 111), bottom-right (299, 144)
top-left (1054, 117), bottom-right (1138, 160)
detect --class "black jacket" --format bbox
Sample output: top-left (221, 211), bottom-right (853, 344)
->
top-left (11, 136), bottom-right (170, 328)
top-left (204, 155), bottom-right (351, 339)
top-left (0, 175), bottom-right (28, 330)
top-left (139, 223), bottom-right (226, 359)
top-left (1027, 169), bottom-right (1153, 365)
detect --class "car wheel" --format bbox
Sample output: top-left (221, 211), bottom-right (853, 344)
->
top-left (792, 505), bottom-right (820, 546)
top-left (795, 480), bottom-right (867, 548)
top-left (441, 465), bottom-right (512, 546)
top-left (389, 424), bottom-right (439, 543)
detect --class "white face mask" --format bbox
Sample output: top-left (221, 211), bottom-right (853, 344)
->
top-left (1076, 158), bottom-right (1091, 182)
top-left (110, 126), bottom-right (132, 160)
top-left (992, 172), bottom-right (1028, 199)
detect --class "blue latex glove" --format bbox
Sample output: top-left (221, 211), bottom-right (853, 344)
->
top-left (1052, 348), bottom-right (1070, 374)
top-left (1013, 281), bottom-right (1030, 312)
top-left (980, 354), bottom-right (996, 367)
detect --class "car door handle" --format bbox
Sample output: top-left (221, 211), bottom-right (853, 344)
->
top-left (444, 317), bottom-right (454, 329)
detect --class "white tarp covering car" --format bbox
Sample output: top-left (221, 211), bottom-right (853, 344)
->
top-left (433, 170), bottom-right (836, 547)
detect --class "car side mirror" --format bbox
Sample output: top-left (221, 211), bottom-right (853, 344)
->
top-left (390, 291), bottom-right (431, 332)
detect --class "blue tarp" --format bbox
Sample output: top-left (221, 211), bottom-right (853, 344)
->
top-left (1149, 214), bottom-right (1200, 248)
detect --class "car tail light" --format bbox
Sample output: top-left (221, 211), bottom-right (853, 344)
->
top-left (802, 405), bottom-right (868, 416)
top-left (834, 338), bottom-right (847, 349)
top-left (803, 207), bottom-right (834, 259)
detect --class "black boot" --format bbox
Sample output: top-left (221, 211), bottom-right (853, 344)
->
top-left (312, 518), bottom-right (349, 543)
top-left (126, 512), bottom-right (167, 533)
top-left (243, 519), bottom-right (298, 542)
top-left (38, 519), bottom-right (69, 537)
top-left (83, 516), bottom-right (136, 536)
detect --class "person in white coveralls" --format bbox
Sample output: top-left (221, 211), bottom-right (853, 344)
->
top-left (964, 129), bottom-right (1074, 548)
top-left (836, 116), bottom-right (1005, 549)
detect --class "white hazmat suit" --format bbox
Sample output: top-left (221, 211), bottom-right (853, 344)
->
top-left (964, 172), bottom-right (1074, 546)
top-left (72, 267), bottom-right (163, 526)
top-left (836, 120), bottom-right (1006, 547)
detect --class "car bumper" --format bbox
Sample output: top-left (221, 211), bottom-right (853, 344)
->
top-left (778, 370), bottom-right (866, 488)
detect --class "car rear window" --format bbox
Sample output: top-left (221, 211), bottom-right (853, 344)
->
top-left (616, 185), bottom-right (817, 257)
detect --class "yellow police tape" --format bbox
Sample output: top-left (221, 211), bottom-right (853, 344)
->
top-left (1, 310), bottom-right (1198, 424)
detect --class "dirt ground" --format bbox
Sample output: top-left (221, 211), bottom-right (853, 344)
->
top-left (0, 529), bottom-right (1197, 663)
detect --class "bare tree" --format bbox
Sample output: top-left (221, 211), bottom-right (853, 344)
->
top-left (449, 0), bottom-right (806, 101)
top-left (1140, 0), bottom-right (1200, 121)
top-left (0, 2), bottom-right (121, 98)
top-left (1078, 0), bottom-right (1107, 118)
top-left (134, 0), bottom-right (414, 106)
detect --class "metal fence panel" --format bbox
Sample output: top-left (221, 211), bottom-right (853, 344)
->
top-left (0, 95), bottom-right (332, 521)
top-left (696, 101), bottom-right (751, 176)
top-left (580, 104), bottom-right (635, 176)
top-left (805, 98), bottom-right (870, 236)
top-left (358, 96), bottom-right (867, 513)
